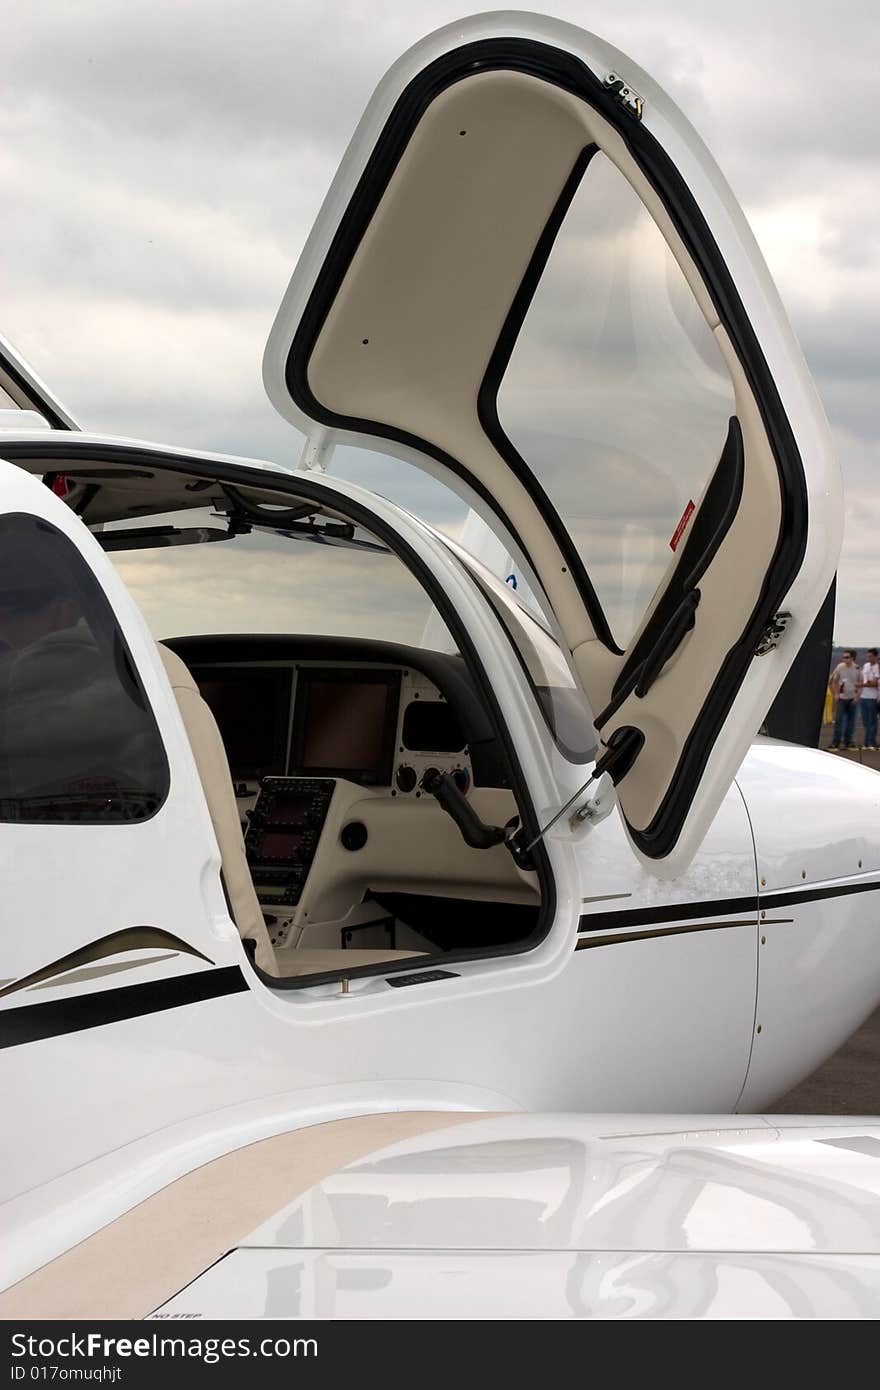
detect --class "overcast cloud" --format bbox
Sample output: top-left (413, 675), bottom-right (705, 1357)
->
top-left (2, 1), bottom-right (879, 639)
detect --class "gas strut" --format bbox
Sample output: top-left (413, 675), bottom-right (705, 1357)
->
top-left (522, 725), bottom-right (645, 853)
top-left (423, 725), bottom-right (643, 864)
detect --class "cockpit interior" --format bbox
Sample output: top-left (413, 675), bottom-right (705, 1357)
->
top-left (165, 632), bottom-right (541, 985)
top-left (12, 452), bottom-right (551, 988)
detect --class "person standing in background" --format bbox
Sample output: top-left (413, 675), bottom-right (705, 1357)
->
top-left (830, 651), bottom-right (860, 751)
top-left (860, 648), bottom-right (880, 750)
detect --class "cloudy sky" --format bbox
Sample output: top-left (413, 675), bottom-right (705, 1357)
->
top-left (2, 0), bottom-right (878, 641)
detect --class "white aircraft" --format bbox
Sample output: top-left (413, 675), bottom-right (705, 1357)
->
top-left (1, 11), bottom-right (878, 1308)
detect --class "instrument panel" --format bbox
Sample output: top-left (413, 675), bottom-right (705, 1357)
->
top-left (163, 637), bottom-right (520, 935)
top-left (244, 776), bottom-right (335, 909)
top-left (189, 657), bottom-right (473, 799)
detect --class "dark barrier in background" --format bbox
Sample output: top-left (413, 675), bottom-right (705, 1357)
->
top-left (763, 578), bottom-right (836, 748)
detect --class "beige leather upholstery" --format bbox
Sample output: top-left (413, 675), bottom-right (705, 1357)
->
top-left (157, 644), bottom-right (424, 980)
top-left (158, 643), bottom-right (278, 974)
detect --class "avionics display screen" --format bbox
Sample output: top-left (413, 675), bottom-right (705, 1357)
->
top-left (293, 669), bottom-right (399, 783)
top-left (194, 666), bottom-right (291, 777)
top-left (265, 792), bottom-right (314, 825)
top-left (260, 829), bottom-right (306, 859)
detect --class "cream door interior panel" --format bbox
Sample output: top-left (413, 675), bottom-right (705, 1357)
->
top-left (307, 71), bottom-right (726, 661)
top-left (267, 18), bottom-right (842, 875)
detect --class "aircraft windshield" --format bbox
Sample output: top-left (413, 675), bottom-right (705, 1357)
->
top-left (101, 506), bottom-right (444, 648)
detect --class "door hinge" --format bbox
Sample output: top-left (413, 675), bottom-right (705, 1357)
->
top-left (755, 611), bottom-right (790, 656)
top-left (298, 429), bottom-right (335, 473)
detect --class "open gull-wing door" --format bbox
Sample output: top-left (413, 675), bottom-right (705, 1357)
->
top-left (263, 13), bottom-right (842, 876)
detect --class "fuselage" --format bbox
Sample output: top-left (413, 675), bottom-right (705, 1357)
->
top-left (4, 702), bottom-right (879, 1290)
top-left (0, 446), bottom-right (873, 1293)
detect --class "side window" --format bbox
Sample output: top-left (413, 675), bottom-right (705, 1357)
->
top-left (451, 545), bottom-right (597, 763)
top-left (0, 514), bottom-right (168, 823)
top-left (497, 151), bottom-right (736, 649)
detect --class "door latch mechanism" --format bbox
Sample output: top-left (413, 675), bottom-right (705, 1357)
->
top-left (755, 611), bottom-right (790, 656)
top-left (603, 72), bottom-right (644, 120)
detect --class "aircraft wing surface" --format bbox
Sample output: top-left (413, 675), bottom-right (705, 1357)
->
top-left (149, 1112), bottom-right (880, 1320)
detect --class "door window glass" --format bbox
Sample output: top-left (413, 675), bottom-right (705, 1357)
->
top-left (496, 151), bottom-right (736, 648)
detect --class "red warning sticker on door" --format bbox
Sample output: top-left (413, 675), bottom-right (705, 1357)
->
top-left (669, 500), bottom-right (695, 552)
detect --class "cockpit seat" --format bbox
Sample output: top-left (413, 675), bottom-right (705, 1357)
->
top-left (157, 644), bottom-right (424, 980)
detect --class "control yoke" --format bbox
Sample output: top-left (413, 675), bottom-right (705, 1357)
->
top-left (420, 769), bottom-right (509, 852)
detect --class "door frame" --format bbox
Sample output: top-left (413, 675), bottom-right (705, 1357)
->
top-left (0, 437), bottom-right (582, 984)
